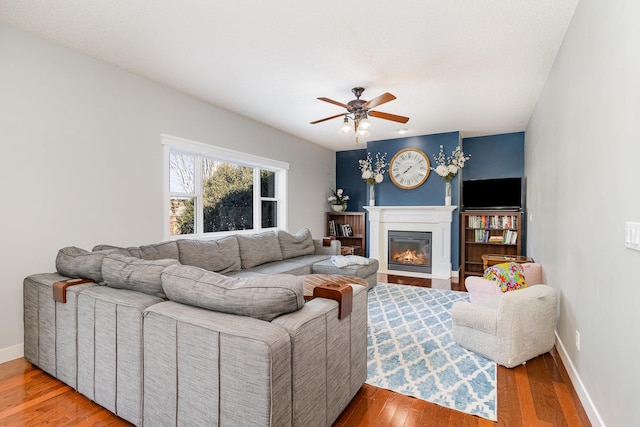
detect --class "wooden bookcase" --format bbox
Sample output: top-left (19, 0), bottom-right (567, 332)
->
top-left (460, 211), bottom-right (523, 278)
top-left (325, 212), bottom-right (366, 256)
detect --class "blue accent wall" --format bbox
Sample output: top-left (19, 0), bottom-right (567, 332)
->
top-left (461, 132), bottom-right (526, 252)
top-left (336, 148), bottom-right (367, 211)
top-left (336, 131), bottom-right (462, 269)
top-left (462, 132), bottom-right (524, 180)
top-left (335, 131), bottom-right (526, 273)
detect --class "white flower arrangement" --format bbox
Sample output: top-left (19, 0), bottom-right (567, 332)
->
top-left (431, 145), bottom-right (470, 182)
top-left (328, 188), bottom-right (350, 206)
top-left (359, 152), bottom-right (388, 185)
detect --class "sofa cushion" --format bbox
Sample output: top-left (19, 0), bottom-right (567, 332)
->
top-left (287, 254), bottom-right (332, 265)
top-left (242, 261), bottom-right (311, 276)
top-left (161, 264), bottom-right (304, 321)
top-left (126, 241), bottom-right (180, 261)
top-left (277, 228), bottom-right (315, 259)
top-left (92, 244), bottom-right (132, 256)
top-left (312, 258), bottom-right (379, 279)
top-left (102, 254), bottom-right (179, 299)
top-left (236, 231), bottom-right (283, 269)
top-left (176, 237), bottom-right (241, 273)
top-left (56, 246), bottom-right (121, 282)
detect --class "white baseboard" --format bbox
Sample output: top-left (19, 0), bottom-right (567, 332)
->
top-left (555, 332), bottom-right (605, 427)
top-left (0, 343), bottom-right (24, 364)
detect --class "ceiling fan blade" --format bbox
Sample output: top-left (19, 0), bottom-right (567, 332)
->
top-left (310, 113), bottom-right (345, 124)
top-left (317, 97), bottom-right (350, 109)
top-left (364, 92), bottom-right (396, 109)
top-left (369, 110), bottom-right (410, 124)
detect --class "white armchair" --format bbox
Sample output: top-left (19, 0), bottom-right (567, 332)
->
top-left (451, 284), bottom-right (558, 368)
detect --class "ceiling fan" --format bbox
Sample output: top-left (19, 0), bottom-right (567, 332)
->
top-left (310, 87), bottom-right (410, 142)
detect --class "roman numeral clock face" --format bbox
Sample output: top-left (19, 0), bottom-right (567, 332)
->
top-left (389, 148), bottom-right (431, 190)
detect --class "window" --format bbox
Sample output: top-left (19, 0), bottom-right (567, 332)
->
top-left (163, 135), bottom-right (288, 239)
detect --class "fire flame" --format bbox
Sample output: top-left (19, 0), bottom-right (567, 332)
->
top-left (392, 249), bottom-right (428, 265)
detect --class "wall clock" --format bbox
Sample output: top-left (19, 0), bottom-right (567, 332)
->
top-left (389, 148), bottom-right (430, 189)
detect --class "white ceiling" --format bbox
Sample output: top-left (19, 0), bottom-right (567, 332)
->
top-left (0, 1), bottom-right (578, 151)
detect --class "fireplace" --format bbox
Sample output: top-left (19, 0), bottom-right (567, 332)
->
top-left (363, 206), bottom-right (456, 279)
top-left (388, 230), bottom-right (432, 274)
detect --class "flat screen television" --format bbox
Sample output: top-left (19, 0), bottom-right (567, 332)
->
top-left (462, 177), bottom-right (523, 211)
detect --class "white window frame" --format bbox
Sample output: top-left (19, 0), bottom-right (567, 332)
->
top-left (162, 134), bottom-right (289, 240)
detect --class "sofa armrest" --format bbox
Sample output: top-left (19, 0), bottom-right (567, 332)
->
top-left (464, 276), bottom-right (503, 307)
top-left (313, 238), bottom-right (341, 255)
top-left (271, 283), bottom-right (367, 425)
top-left (451, 301), bottom-right (498, 335)
top-left (465, 276), bottom-right (500, 294)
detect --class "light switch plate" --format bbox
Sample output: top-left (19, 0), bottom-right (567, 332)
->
top-left (625, 222), bottom-right (640, 251)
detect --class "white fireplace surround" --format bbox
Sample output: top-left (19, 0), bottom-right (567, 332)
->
top-left (363, 206), bottom-right (457, 279)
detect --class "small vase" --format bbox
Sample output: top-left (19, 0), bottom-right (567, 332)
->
top-left (444, 181), bottom-right (452, 206)
top-left (331, 204), bottom-right (346, 212)
top-left (368, 184), bottom-right (376, 206)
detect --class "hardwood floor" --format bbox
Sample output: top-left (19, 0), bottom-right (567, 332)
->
top-left (0, 274), bottom-right (591, 426)
top-left (333, 274), bottom-right (591, 426)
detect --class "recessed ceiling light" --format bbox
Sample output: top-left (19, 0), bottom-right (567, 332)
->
top-left (396, 129), bottom-right (409, 134)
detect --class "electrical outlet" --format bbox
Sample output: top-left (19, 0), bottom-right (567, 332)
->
top-left (575, 330), bottom-right (581, 351)
top-left (625, 222), bottom-right (640, 251)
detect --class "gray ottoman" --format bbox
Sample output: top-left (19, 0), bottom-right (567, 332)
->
top-left (311, 258), bottom-right (379, 289)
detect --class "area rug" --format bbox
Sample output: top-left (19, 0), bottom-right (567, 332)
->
top-left (366, 283), bottom-right (497, 421)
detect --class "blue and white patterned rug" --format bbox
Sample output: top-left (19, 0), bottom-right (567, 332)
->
top-left (366, 283), bottom-right (497, 421)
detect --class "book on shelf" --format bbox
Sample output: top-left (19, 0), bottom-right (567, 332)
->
top-left (329, 219), bottom-right (354, 237)
top-left (474, 229), bottom-right (490, 243)
top-left (503, 230), bottom-right (518, 244)
top-left (467, 214), bottom-right (519, 230)
top-left (472, 230), bottom-right (518, 244)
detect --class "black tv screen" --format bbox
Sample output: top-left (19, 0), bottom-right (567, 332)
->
top-left (462, 178), bottom-right (522, 211)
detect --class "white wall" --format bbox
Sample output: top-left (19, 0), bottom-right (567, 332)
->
top-left (526, 1), bottom-right (640, 426)
top-left (0, 23), bottom-right (335, 358)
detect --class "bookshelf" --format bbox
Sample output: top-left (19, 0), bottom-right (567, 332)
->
top-left (461, 211), bottom-right (523, 277)
top-left (326, 212), bottom-right (366, 256)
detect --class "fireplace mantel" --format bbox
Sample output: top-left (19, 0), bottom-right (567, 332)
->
top-left (363, 206), bottom-right (457, 279)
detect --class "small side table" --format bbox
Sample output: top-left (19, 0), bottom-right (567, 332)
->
top-left (340, 246), bottom-right (355, 255)
top-left (340, 245), bottom-right (362, 255)
top-left (482, 254), bottom-right (534, 271)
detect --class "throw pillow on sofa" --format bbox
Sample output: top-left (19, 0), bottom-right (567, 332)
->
top-left (125, 241), bottom-right (180, 261)
top-left (236, 231), bottom-right (283, 269)
top-left (483, 262), bottom-right (528, 292)
top-left (56, 246), bottom-right (123, 282)
top-left (92, 244), bottom-right (132, 256)
top-left (161, 264), bottom-right (304, 321)
top-left (176, 236), bottom-right (241, 273)
top-left (102, 254), bottom-right (179, 299)
top-left (277, 228), bottom-right (315, 259)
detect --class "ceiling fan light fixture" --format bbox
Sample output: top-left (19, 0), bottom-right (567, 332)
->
top-left (339, 116), bottom-right (352, 134)
top-left (356, 127), bottom-right (370, 137)
top-left (357, 117), bottom-right (372, 131)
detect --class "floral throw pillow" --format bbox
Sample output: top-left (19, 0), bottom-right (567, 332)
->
top-left (483, 262), bottom-right (528, 293)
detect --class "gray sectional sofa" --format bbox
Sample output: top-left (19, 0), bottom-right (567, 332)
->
top-left (23, 229), bottom-right (379, 426)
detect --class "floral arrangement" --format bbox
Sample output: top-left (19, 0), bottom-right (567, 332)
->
top-left (359, 152), bottom-right (388, 184)
top-left (328, 188), bottom-right (350, 206)
top-left (431, 145), bottom-right (470, 181)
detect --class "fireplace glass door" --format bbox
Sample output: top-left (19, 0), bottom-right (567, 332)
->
top-left (387, 230), bottom-right (432, 274)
